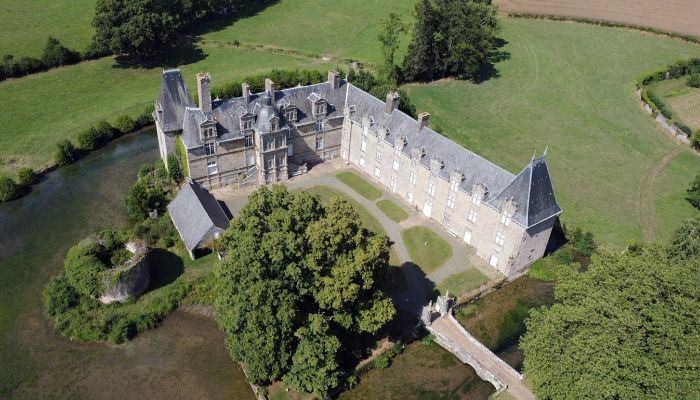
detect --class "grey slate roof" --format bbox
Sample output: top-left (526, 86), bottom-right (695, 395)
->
top-left (168, 181), bottom-right (230, 252)
top-left (157, 69), bottom-right (194, 132)
top-left (487, 156), bottom-right (562, 228)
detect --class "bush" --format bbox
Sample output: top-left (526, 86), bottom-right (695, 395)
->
top-left (125, 181), bottom-right (166, 221)
top-left (167, 154), bottom-right (184, 183)
top-left (44, 275), bottom-right (79, 316)
top-left (691, 131), bottom-right (700, 150)
top-left (686, 174), bottom-right (700, 211)
top-left (77, 127), bottom-right (100, 150)
top-left (16, 167), bottom-right (38, 186)
top-left (136, 104), bottom-right (155, 127)
top-left (567, 227), bottom-right (597, 257)
top-left (674, 122), bottom-right (692, 136)
top-left (113, 114), bottom-right (137, 134)
top-left (0, 175), bottom-right (20, 202)
top-left (42, 36), bottom-right (80, 67)
top-left (646, 90), bottom-right (672, 119)
top-left (55, 139), bottom-right (78, 166)
top-left (94, 120), bottom-right (115, 141)
top-left (687, 74), bottom-right (700, 88)
top-left (553, 246), bottom-right (576, 264)
top-left (637, 67), bottom-right (667, 86)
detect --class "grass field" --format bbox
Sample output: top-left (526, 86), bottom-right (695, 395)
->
top-left (437, 269), bottom-right (489, 296)
top-left (650, 78), bottom-right (700, 130)
top-left (335, 172), bottom-right (383, 200)
top-left (0, 0), bottom-right (97, 57)
top-left (406, 19), bottom-right (700, 247)
top-left (401, 226), bottom-right (452, 274)
top-left (376, 199), bottom-right (410, 223)
top-left (495, 0), bottom-right (700, 39)
top-left (0, 49), bottom-right (333, 175)
top-left (653, 152), bottom-right (700, 240)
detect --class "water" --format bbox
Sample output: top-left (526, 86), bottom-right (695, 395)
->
top-left (0, 131), bottom-right (253, 399)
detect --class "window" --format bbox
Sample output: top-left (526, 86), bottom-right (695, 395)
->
top-left (442, 213), bottom-right (452, 227)
top-left (374, 166), bottom-right (381, 178)
top-left (244, 134), bottom-right (253, 148)
top-left (361, 140), bottom-right (367, 152)
top-left (315, 103), bottom-right (326, 116)
top-left (316, 120), bottom-right (324, 132)
top-left (376, 151), bottom-right (383, 163)
top-left (472, 195), bottom-right (481, 206)
top-left (489, 254), bottom-right (499, 267)
top-left (267, 159), bottom-right (274, 169)
top-left (205, 142), bottom-right (215, 155)
top-left (390, 176), bottom-right (396, 192)
top-left (316, 136), bottom-right (323, 150)
top-left (359, 157), bottom-right (366, 167)
top-left (447, 193), bottom-right (456, 209)
top-left (271, 120), bottom-right (278, 131)
top-left (495, 232), bottom-right (505, 247)
top-left (392, 160), bottom-right (399, 171)
top-left (463, 229), bottom-right (472, 244)
top-left (264, 137), bottom-right (274, 151)
top-left (427, 180), bottom-right (436, 197)
top-left (409, 171), bottom-right (417, 185)
top-left (406, 192), bottom-right (414, 203)
top-left (207, 161), bottom-right (218, 175)
top-left (501, 213), bottom-right (512, 226)
top-left (242, 118), bottom-right (253, 131)
top-left (450, 180), bottom-right (459, 192)
top-left (468, 209), bottom-right (477, 223)
top-left (286, 109), bottom-right (297, 122)
top-left (394, 145), bottom-right (401, 156)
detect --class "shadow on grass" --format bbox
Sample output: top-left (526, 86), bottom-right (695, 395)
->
top-left (473, 37), bottom-right (511, 83)
top-left (147, 248), bottom-right (185, 291)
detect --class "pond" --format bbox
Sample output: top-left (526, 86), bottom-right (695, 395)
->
top-left (0, 130), bottom-right (254, 399)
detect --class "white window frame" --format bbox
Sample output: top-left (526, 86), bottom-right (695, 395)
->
top-left (205, 142), bottom-right (215, 156)
top-left (406, 192), bottom-right (414, 204)
top-left (495, 231), bottom-right (505, 247)
top-left (390, 176), bottom-right (397, 192)
top-left (450, 180), bottom-right (459, 192)
top-left (447, 193), bottom-right (456, 209)
top-left (207, 161), bottom-right (218, 175)
top-left (376, 150), bottom-right (383, 163)
top-left (392, 160), bottom-right (399, 171)
top-left (316, 136), bottom-right (323, 150)
top-left (463, 229), bottom-right (472, 244)
top-left (489, 254), bottom-right (499, 267)
top-left (244, 134), bottom-right (253, 148)
top-left (409, 171), bottom-right (417, 185)
top-left (361, 139), bottom-right (367, 152)
top-left (374, 166), bottom-right (381, 178)
top-left (501, 213), bottom-right (512, 226)
top-left (359, 157), bottom-right (366, 167)
top-left (468, 209), bottom-right (477, 223)
top-left (472, 195), bottom-right (481, 206)
top-left (427, 180), bottom-right (436, 197)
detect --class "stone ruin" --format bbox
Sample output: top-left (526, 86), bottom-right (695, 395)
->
top-left (99, 240), bottom-right (150, 304)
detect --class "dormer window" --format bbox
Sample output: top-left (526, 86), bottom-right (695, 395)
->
top-left (270, 117), bottom-right (279, 132)
top-left (285, 108), bottom-right (297, 122)
top-left (314, 101), bottom-right (327, 118)
top-left (240, 116), bottom-right (254, 131)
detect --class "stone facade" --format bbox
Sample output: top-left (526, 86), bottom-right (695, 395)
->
top-left (155, 69), bottom-right (562, 276)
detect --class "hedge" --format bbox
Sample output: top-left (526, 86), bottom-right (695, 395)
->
top-left (646, 89), bottom-right (673, 119)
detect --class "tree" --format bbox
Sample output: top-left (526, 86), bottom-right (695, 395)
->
top-left (215, 186), bottom-right (395, 394)
top-left (63, 244), bottom-right (106, 298)
top-left (55, 139), bottom-right (78, 166)
top-left (16, 167), bottom-right (38, 186)
top-left (667, 218), bottom-right (700, 261)
top-left (0, 175), bottom-right (19, 202)
top-left (42, 36), bottom-right (80, 67)
top-left (125, 180), bottom-right (165, 220)
top-left (687, 174), bottom-right (700, 210)
top-left (377, 13), bottom-right (406, 83)
top-left (403, 0), bottom-right (500, 82)
top-left (521, 239), bottom-right (700, 399)
top-left (166, 154), bottom-right (184, 183)
top-left (113, 114), bottom-right (137, 134)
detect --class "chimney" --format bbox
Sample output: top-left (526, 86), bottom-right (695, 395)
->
top-left (242, 83), bottom-right (250, 105)
top-left (328, 70), bottom-right (340, 90)
top-left (417, 112), bottom-right (430, 132)
top-left (385, 91), bottom-right (400, 114)
top-left (265, 78), bottom-right (275, 100)
top-left (197, 72), bottom-right (212, 112)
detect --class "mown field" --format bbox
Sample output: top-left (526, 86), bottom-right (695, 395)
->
top-left (0, 0), bottom-right (97, 57)
top-left (495, 0), bottom-right (700, 38)
top-left (405, 18), bottom-right (700, 247)
top-left (650, 78), bottom-right (700, 130)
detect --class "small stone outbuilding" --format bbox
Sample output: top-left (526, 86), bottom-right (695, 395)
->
top-left (168, 180), bottom-right (230, 259)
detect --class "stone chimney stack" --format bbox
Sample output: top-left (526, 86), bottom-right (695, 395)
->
top-left (197, 72), bottom-right (212, 112)
top-left (386, 91), bottom-right (400, 114)
top-left (265, 78), bottom-right (275, 100)
top-left (242, 83), bottom-right (250, 105)
top-left (328, 70), bottom-right (340, 90)
top-left (417, 112), bottom-right (430, 133)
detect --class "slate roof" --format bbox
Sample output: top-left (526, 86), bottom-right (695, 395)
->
top-left (487, 156), bottom-right (562, 228)
top-left (157, 69), bottom-right (194, 132)
top-left (167, 181), bottom-right (230, 252)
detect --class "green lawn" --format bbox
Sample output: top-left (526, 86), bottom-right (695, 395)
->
top-left (650, 78), bottom-right (700, 130)
top-left (0, 48), bottom-right (333, 175)
top-left (405, 18), bottom-right (700, 247)
top-left (0, 0), bottom-right (97, 57)
top-left (376, 199), bottom-right (409, 223)
top-left (653, 151), bottom-right (700, 240)
top-left (437, 269), bottom-right (489, 296)
top-left (335, 172), bottom-right (383, 200)
top-left (401, 226), bottom-right (453, 274)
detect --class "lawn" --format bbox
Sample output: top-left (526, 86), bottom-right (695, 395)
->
top-left (0, 48), bottom-right (333, 175)
top-left (437, 269), bottom-right (489, 296)
top-left (653, 151), bottom-right (700, 240)
top-left (405, 18), bottom-right (700, 247)
top-left (401, 226), bottom-right (453, 274)
top-left (335, 171), bottom-right (383, 200)
top-left (0, 0), bottom-right (97, 57)
top-left (650, 78), bottom-right (700, 130)
top-left (376, 199), bottom-right (409, 223)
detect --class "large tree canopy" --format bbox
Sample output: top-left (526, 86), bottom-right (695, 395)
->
top-left (215, 186), bottom-right (395, 396)
top-left (521, 219), bottom-right (700, 399)
top-left (403, 0), bottom-right (499, 82)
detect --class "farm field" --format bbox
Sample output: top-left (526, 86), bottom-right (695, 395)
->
top-left (0, 0), bottom-right (97, 57)
top-left (494, 0), bottom-right (700, 39)
top-left (405, 18), bottom-right (700, 247)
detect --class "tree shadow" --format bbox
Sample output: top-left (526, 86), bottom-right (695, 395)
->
top-left (472, 37), bottom-right (511, 83)
top-left (147, 248), bottom-right (185, 291)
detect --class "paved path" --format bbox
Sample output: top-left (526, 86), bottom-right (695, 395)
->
top-left (429, 314), bottom-right (534, 400)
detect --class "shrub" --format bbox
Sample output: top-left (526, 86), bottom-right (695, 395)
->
top-left (155, 160), bottom-right (168, 180)
top-left (567, 227), bottom-right (597, 257)
top-left (687, 175), bottom-right (700, 211)
top-left (77, 127), bottom-right (100, 150)
top-left (637, 67), bottom-right (667, 86)
top-left (167, 154), bottom-right (184, 183)
top-left (553, 246), bottom-right (576, 264)
top-left (94, 120), bottom-right (115, 141)
top-left (55, 139), bottom-right (78, 166)
top-left (674, 122), bottom-right (692, 136)
top-left (16, 167), bottom-right (38, 186)
top-left (43, 275), bottom-right (79, 316)
top-left (687, 74), bottom-right (700, 88)
top-left (113, 114), bottom-right (137, 134)
top-left (646, 90), bottom-right (672, 119)
top-left (125, 181), bottom-right (166, 221)
top-left (667, 60), bottom-right (688, 79)
top-left (373, 354), bottom-right (390, 369)
top-left (42, 36), bottom-right (80, 67)
top-left (691, 131), bottom-right (700, 150)
top-left (63, 248), bottom-right (105, 298)
top-left (136, 104), bottom-right (155, 127)
top-left (0, 175), bottom-right (20, 202)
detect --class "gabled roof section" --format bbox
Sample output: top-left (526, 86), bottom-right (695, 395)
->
top-left (157, 69), bottom-right (194, 132)
top-left (487, 156), bottom-right (562, 228)
top-left (167, 181), bottom-right (230, 252)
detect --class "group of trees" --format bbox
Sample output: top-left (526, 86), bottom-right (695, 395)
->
top-left (0, 36), bottom-right (81, 81)
top-left (215, 186), bottom-right (396, 397)
top-left (521, 218), bottom-right (700, 399)
top-left (377, 0), bottom-right (500, 84)
top-left (0, 168), bottom-right (38, 202)
top-left (687, 174), bottom-right (700, 210)
top-left (125, 161), bottom-right (177, 221)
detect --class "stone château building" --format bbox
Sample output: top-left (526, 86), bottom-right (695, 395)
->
top-left (155, 69), bottom-right (562, 276)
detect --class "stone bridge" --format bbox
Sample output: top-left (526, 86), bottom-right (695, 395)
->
top-left (422, 294), bottom-right (535, 400)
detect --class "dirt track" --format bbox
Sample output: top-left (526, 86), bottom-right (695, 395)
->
top-left (496, 0), bottom-right (700, 38)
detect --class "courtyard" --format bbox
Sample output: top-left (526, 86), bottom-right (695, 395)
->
top-left (213, 159), bottom-right (499, 314)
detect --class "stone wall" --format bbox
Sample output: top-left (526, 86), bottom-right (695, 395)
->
top-left (100, 242), bottom-right (150, 304)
